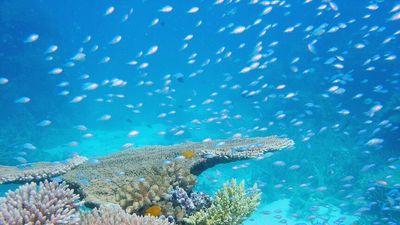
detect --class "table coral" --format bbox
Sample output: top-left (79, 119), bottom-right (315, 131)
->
top-left (63, 136), bottom-right (293, 207)
top-left (0, 155), bottom-right (88, 184)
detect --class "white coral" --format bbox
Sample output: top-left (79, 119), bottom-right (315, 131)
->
top-left (80, 205), bottom-right (174, 225)
top-left (0, 180), bottom-right (80, 225)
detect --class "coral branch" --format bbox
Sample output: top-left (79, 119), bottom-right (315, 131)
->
top-left (0, 180), bottom-right (80, 225)
top-left (80, 205), bottom-right (174, 225)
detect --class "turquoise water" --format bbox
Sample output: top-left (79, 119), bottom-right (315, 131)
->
top-left (0, 0), bottom-right (399, 224)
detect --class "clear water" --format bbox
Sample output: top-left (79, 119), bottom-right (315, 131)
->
top-left (0, 0), bottom-right (399, 224)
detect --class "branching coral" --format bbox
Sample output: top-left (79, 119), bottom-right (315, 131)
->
top-left (185, 179), bottom-right (261, 225)
top-left (80, 205), bottom-right (174, 225)
top-left (148, 161), bottom-right (196, 191)
top-left (116, 161), bottom-right (196, 216)
top-left (0, 180), bottom-right (80, 225)
top-left (117, 179), bottom-right (171, 214)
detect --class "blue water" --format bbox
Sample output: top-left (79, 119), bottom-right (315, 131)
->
top-left (0, 0), bottom-right (399, 224)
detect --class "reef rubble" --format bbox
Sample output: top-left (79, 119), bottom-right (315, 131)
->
top-left (62, 136), bottom-right (294, 207)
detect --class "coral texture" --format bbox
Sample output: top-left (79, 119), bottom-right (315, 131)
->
top-left (116, 161), bottom-right (196, 216)
top-left (185, 179), bottom-right (261, 225)
top-left (63, 136), bottom-right (293, 206)
top-left (80, 205), bottom-right (174, 225)
top-left (0, 155), bottom-right (88, 184)
top-left (170, 187), bottom-right (212, 216)
top-left (0, 180), bottom-right (80, 225)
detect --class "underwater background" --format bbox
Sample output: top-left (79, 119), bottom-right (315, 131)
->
top-left (0, 0), bottom-right (399, 224)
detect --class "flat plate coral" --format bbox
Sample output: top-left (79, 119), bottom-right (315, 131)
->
top-left (0, 155), bottom-right (88, 184)
top-left (63, 136), bottom-right (294, 206)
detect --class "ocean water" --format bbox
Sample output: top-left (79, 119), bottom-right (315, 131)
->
top-left (0, 0), bottom-right (399, 224)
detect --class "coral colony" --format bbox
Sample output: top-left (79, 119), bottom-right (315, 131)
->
top-left (0, 136), bottom-right (293, 225)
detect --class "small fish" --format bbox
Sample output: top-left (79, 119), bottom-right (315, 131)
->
top-left (159, 5), bottom-right (173, 13)
top-left (24, 34), bottom-right (39, 43)
top-left (128, 130), bottom-right (139, 137)
top-left (37, 120), bottom-right (52, 127)
top-left (366, 4), bottom-right (378, 11)
top-left (70, 95), bottom-right (86, 103)
top-left (273, 161), bottom-right (286, 167)
top-left (48, 67), bottom-right (63, 75)
top-left (45, 45), bottom-right (58, 54)
top-left (174, 130), bottom-right (185, 136)
top-left (187, 7), bottom-right (199, 14)
top-left (375, 180), bottom-right (388, 186)
top-left (15, 97), bottom-right (31, 104)
top-left (75, 125), bottom-right (88, 131)
top-left (146, 45), bottom-right (158, 55)
top-left (23, 143), bottom-right (37, 150)
top-left (389, 12), bottom-right (400, 21)
top-left (366, 138), bottom-right (384, 146)
top-left (232, 26), bottom-right (246, 34)
top-left (328, 1), bottom-right (338, 11)
top-left (98, 114), bottom-right (111, 121)
top-left (71, 52), bottom-right (86, 61)
top-left (121, 143), bottom-right (134, 149)
top-left (391, 4), bottom-right (400, 13)
top-left (289, 165), bottom-right (301, 170)
top-left (14, 156), bottom-right (27, 164)
top-left (104, 6), bottom-right (115, 16)
top-left (361, 164), bottom-right (375, 172)
top-left (109, 35), bottom-right (122, 45)
top-left (83, 133), bottom-right (93, 138)
top-left (0, 77), bottom-right (9, 85)
top-left (150, 18), bottom-right (159, 26)
top-left (316, 186), bottom-right (328, 192)
top-left (83, 83), bottom-right (99, 91)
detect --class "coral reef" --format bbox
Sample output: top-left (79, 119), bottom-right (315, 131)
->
top-left (185, 179), bottom-right (261, 225)
top-left (0, 155), bottom-right (88, 184)
top-left (63, 136), bottom-right (293, 206)
top-left (80, 205), bottom-right (174, 225)
top-left (0, 180), bottom-right (80, 225)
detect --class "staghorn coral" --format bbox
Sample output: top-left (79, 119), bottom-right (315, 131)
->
top-left (0, 180), bottom-right (80, 225)
top-left (185, 179), bottom-right (261, 225)
top-left (80, 205), bottom-right (175, 225)
top-left (63, 136), bottom-right (293, 206)
top-left (116, 161), bottom-right (196, 216)
top-left (0, 155), bottom-right (88, 184)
